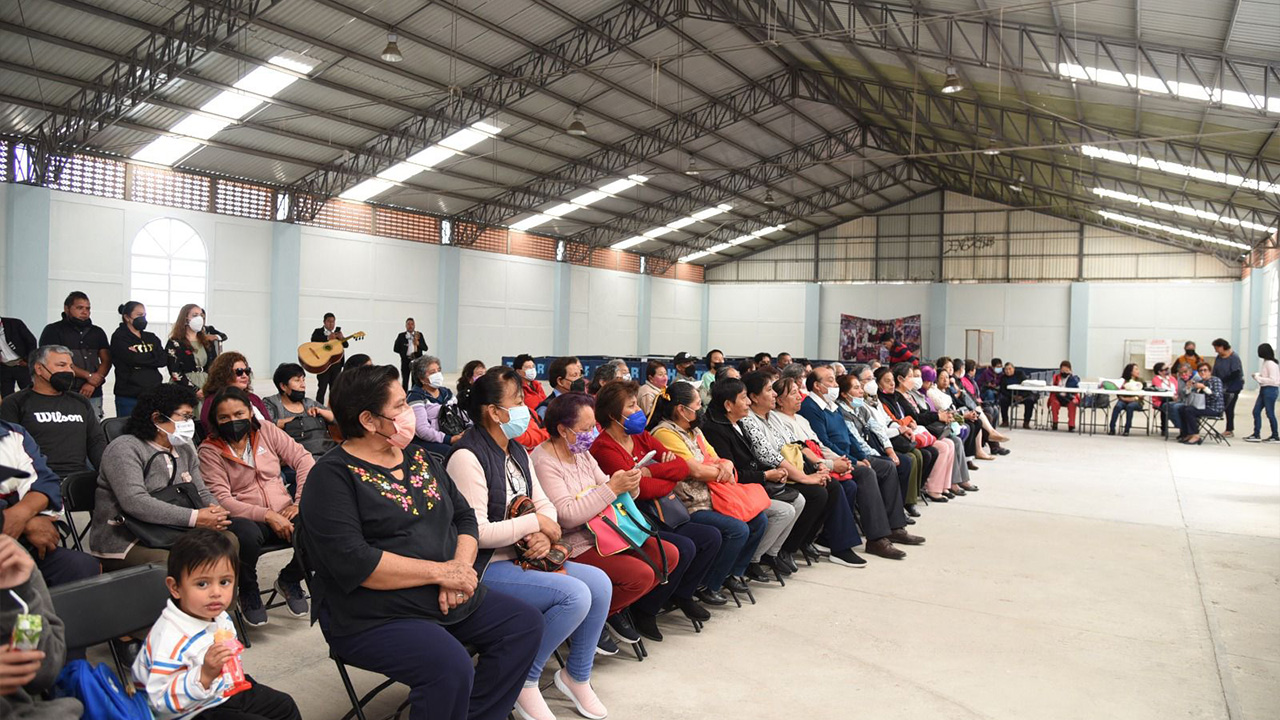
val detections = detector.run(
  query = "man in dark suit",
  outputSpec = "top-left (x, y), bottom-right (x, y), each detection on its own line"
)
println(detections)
top-left (392, 317), bottom-right (427, 391)
top-left (311, 312), bottom-right (347, 405)
top-left (0, 317), bottom-right (38, 398)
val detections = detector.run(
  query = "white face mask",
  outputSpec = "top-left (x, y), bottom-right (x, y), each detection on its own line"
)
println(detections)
top-left (428, 372), bottom-right (445, 388)
top-left (187, 315), bottom-right (205, 332)
top-left (165, 417), bottom-right (196, 446)
top-left (620, 373), bottom-right (632, 382)
top-left (824, 386), bottom-right (839, 403)
top-left (864, 383), bottom-right (878, 396)
top-left (523, 368), bottom-right (537, 381)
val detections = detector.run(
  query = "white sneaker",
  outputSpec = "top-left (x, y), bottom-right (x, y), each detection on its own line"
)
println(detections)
top-left (514, 687), bottom-right (556, 720)
top-left (1245, 435), bottom-right (1262, 442)
top-left (1265, 437), bottom-right (1280, 444)
top-left (553, 669), bottom-right (607, 720)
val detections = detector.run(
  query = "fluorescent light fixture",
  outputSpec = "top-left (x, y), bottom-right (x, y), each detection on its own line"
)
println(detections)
top-left (679, 224), bottom-right (787, 263)
top-left (692, 204), bottom-right (733, 220)
top-left (643, 227), bottom-right (675, 239)
top-left (1057, 63), bottom-right (1280, 113)
top-left (405, 146), bottom-right (457, 169)
top-left (1091, 187), bottom-right (1277, 233)
top-left (507, 175), bottom-right (649, 232)
top-left (667, 217), bottom-right (698, 230)
top-left (132, 55), bottom-right (315, 166)
top-left (1081, 145), bottom-right (1280, 195)
top-left (613, 237), bottom-right (648, 250)
top-left (1097, 210), bottom-right (1251, 250)
top-left (612, 203), bottom-right (734, 250)
top-left (339, 178), bottom-right (395, 202)
top-left (376, 162), bottom-right (422, 182)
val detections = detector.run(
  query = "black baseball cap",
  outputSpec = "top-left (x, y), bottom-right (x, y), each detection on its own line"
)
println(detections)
top-left (673, 352), bottom-right (697, 365)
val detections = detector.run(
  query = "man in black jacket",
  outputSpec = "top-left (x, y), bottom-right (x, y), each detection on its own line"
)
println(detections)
top-left (392, 317), bottom-right (427, 391)
top-left (37, 292), bottom-right (111, 420)
top-left (0, 317), bottom-right (37, 398)
top-left (311, 313), bottom-right (347, 404)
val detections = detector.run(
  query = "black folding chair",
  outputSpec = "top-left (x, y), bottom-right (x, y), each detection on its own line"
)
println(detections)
top-left (1198, 414), bottom-right (1230, 445)
top-left (58, 470), bottom-right (97, 552)
top-left (49, 564), bottom-right (169, 684)
top-left (232, 538), bottom-right (298, 649)
top-left (102, 417), bottom-right (129, 442)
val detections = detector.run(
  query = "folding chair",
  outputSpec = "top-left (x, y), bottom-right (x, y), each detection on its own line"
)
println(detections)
top-left (58, 470), bottom-right (97, 552)
top-left (49, 564), bottom-right (169, 683)
top-left (1198, 414), bottom-right (1230, 445)
top-left (233, 537), bottom-right (298, 649)
top-left (102, 416), bottom-right (129, 442)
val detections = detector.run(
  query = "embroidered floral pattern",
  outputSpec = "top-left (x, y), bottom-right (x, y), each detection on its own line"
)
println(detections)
top-left (349, 448), bottom-right (440, 515)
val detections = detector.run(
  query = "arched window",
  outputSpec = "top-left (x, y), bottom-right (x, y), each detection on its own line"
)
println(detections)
top-left (130, 218), bottom-right (207, 324)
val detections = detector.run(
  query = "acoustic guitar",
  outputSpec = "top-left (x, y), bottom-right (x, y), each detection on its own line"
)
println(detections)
top-left (298, 331), bottom-right (365, 374)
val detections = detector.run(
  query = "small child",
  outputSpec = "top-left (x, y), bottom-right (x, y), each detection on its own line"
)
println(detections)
top-left (133, 529), bottom-right (301, 720)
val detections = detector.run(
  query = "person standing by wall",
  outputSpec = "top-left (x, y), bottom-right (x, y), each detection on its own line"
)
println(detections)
top-left (1245, 343), bottom-right (1279, 443)
top-left (109, 301), bottom-right (168, 419)
top-left (1210, 338), bottom-right (1243, 437)
top-left (0, 317), bottom-right (37, 398)
top-left (393, 318), bottom-right (427, 392)
top-left (38, 292), bottom-right (111, 420)
top-left (311, 313), bottom-right (347, 405)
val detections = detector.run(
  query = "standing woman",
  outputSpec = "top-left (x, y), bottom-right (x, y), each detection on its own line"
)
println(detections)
top-left (165, 303), bottom-right (224, 398)
top-left (1246, 343), bottom-right (1279, 442)
top-left (448, 368), bottom-right (612, 720)
top-left (109, 301), bottom-right (168, 418)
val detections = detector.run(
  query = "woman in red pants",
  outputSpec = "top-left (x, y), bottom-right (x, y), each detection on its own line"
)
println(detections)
top-left (1048, 360), bottom-right (1080, 431)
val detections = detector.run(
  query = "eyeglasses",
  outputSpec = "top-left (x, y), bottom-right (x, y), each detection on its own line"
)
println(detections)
top-left (166, 412), bottom-right (195, 422)
top-left (234, 367), bottom-right (252, 377)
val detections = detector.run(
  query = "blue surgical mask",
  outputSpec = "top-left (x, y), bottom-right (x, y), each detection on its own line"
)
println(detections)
top-left (499, 404), bottom-right (531, 439)
top-left (622, 409), bottom-right (647, 435)
top-left (850, 397), bottom-right (865, 407)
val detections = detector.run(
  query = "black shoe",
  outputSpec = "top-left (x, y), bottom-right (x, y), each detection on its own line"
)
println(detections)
top-left (606, 613), bottom-right (641, 644)
top-left (906, 504), bottom-right (921, 517)
top-left (745, 563), bottom-right (773, 583)
top-left (779, 552), bottom-right (798, 574)
top-left (673, 596), bottom-right (711, 621)
top-left (925, 493), bottom-right (949, 503)
top-left (904, 516), bottom-right (916, 525)
top-left (950, 487), bottom-right (966, 496)
top-left (829, 548), bottom-right (868, 567)
top-left (722, 577), bottom-right (749, 594)
top-left (804, 542), bottom-right (830, 558)
top-left (1108, 428), bottom-right (1116, 435)
top-left (967, 461), bottom-right (979, 471)
top-left (943, 490), bottom-right (956, 499)
top-left (761, 554), bottom-right (792, 577)
top-left (997, 448), bottom-right (1010, 455)
top-left (1052, 422), bottom-right (1058, 431)
top-left (632, 611), bottom-right (663, 642)
top-left (239, 591), bottom-right (268, 627)
top-left (595, 629), bottom-right (620, 656)
top-left (696, 588), bottom-right (728, 606)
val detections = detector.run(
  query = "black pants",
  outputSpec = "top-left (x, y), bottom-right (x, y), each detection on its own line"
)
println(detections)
top-left (236, 520), bottom-right (302, 597)
top-left (860, 457), bottom-right (907, 539)
top-left (399, 355), bottom-right (414, 391)
top-left (201, 678), bottom-right (300, 720)
top-left (316, 362), bottom-right (343, 405)
top-left (0, 364), bottom-right (31, 397)
top-left (655, 522), bottom-right (720, 603)
top-left (999, 394), bottom-right (1035, 426)
top-left (1223, 391), bottom-right (1239, 432)
top-left (781, 483), bottom-right (830, 554)
top-left (915, 444), bottom-right (937, 481)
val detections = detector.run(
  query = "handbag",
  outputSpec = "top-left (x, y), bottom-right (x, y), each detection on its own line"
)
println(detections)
top-left (763, 481), bottom-right (799, 502)
top-left (641, 491), bottom-right (690, 530)
top-left (507, 494), bottom-right (569, 573)
top-left (119, 451), bottom-right (206, 549)
top-left (912, 427), bottom-right (937, 448)
top-left (586, 492), bottom-right (668, 583)
top-left (438, 402), bottom-right (470, 437)
top-left (708, 481), bottom-right (771, 522)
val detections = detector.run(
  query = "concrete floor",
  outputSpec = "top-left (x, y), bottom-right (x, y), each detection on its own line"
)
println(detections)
top-left (245, 401), bottom-right (1280, 720)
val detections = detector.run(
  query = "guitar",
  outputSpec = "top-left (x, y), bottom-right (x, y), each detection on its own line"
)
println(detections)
top-left (298, 331), bottom-right (365, 374)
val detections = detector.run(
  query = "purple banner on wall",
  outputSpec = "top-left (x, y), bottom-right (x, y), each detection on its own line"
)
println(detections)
top-left (839, 313), bottom-right (922, 363)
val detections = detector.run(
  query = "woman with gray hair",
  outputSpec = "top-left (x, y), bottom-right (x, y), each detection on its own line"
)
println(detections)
top-left (408, 354), bottom-right (452, 406)
top-left (407, 355), bottom-right (464, 455)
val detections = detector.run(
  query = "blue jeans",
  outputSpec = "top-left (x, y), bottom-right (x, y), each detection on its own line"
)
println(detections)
top-left (1109, 400), bottom-right (1142, 432)
top-left (1252, 386), bottom-right (1279, 438)
top-left (481, 560), bottom-right (610, 684)
top-left (115, 395), bottom-right (138, 419)
top-left (689, 509), bottom-right (767, 591)
top-left (1163, 402), bottom-right (1185, 431)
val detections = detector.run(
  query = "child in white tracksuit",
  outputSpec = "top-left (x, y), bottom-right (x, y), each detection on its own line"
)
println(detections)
top-left (133, 529), bottom-right (299, 720)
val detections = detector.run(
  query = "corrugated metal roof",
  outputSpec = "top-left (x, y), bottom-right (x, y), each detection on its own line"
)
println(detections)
top-left (1226, 0), bottom-right (1280, 56)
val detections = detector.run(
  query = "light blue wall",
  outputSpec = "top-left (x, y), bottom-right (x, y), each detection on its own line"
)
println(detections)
top-left (4, 184), bottom-right (51, 323)
top-left (436, 245), bottom-right (460, 371)
top-left (637, 274), bottom-right (653, 356)
top-left (269, 223), bottom-right (300, 370)
top-left (552, 261), bottom-right (571, 356)
top-left (803, 283), bottom-right (821, 359)
top-left (1069, 282), bottom-right (1091, 377)
top-left (926, 283), bottom-right (948, 360)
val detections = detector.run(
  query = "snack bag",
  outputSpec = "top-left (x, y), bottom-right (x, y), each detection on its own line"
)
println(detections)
top-left (212, 629), bottom-right (252, 697)
top-left (8, 590), bottom-right (41, 651)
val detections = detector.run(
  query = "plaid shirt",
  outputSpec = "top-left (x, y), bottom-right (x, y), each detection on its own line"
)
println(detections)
top-left (1198, 375), bottom-right (1225, 415)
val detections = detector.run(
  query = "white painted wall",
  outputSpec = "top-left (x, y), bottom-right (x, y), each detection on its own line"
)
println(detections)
top-left (1085, 282), bottom-right (1237, 376)
top-left (568, 266), bottom-right (639, 357)
top-left (707, 283), bottom-right (807, 356)
top-left (942, 284), bottom-right (1071, 368)
top-left (650, 277), bottom-right (704, 355)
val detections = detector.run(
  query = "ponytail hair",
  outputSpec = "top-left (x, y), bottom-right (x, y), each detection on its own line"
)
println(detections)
top-left (119, 300), bottom-right (143, 318)
top-left (466, 366), bottom-right (519, 429)
top-left (646, 379), bottom-right (698, 431)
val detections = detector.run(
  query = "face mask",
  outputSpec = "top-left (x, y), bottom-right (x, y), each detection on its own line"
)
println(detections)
top-left (568, 378), bottom-right (586, 393)
top-left (680, 365), bottom-right (696, 378)
top-left (379, 407), bottom-right (416, 449)
top-left (622, 410), bottom-right (647, 435)
top-left (500, 404), bottom-right (531, 439)
top-left (188, 316), bottom-right (205, 332)
top-left (683, 406), bottom-right (704, 428)
top-left (652, 375), bottom-right (668, 389)
top-left (131, 316), bottom-right (148, 332)
top-left (850, 397), bottom-right (865, 407)
top-left (218, 419), bottom-right (252, 442)
top-left (428, 372), bottom-right (445, 389)
top-left (45, 368), bottom-right (76, 393)
top-left (824, 386), bottom-right (839, 403)
top-left (288, 389), bottom-right (306, 403)
top-left (568, 427), bottom-right (599, 454)
top-left (619, 373), bottom-right (632, 383)
top-left (164, 417), bottom-right (196, 446)
top-left (523, 368), bottom-right (537, 381)
top-left (864, 383), bottom-right (878, 396)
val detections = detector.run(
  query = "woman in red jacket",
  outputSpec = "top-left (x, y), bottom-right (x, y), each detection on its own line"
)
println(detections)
top-left (589, 382), bottom-right (720, 624)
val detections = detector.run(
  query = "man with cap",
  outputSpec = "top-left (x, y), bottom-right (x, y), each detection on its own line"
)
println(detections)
top-left (0, 422), bottom-right (99, 587)
top-left (672, 352), bottom-right (700, 385)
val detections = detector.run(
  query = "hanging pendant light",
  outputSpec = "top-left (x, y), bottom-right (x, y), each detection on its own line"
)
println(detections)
top-left (982, 138), bottom-right (1000, 155)
top-left (685, 158), bottom-right (699, 176)
top-left (566, 110), bottom-right (587, 137)
top-left (941, 65), bottom-right (963, 94)
top-left (764, 188), bottom-right (776, 204)
top-left (381, 33), bottom-right (403, 63)
top-left (1008, 175), bottom-right (1025, 193)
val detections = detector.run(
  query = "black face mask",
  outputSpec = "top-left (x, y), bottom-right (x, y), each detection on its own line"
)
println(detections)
top-left (46, 370), bottom-right (76, 393)
top-left (680, 364), bottom-right (697, 378)
top-left (684, 406), bottom-right (705, 428)
top-left (568, 378), bottom-right (586, 393)
top-left (287, 389), bottom-right (306, 403)
top-left (131, 316), bottom-right (148, 332)
top-left (218, 419), bottom-right (252, 442)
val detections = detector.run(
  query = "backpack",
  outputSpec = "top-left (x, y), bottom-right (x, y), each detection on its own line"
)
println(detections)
top-left (438, 402), bottom-right (471, 438)
top-left (53, 660), bottom-right (152, 720)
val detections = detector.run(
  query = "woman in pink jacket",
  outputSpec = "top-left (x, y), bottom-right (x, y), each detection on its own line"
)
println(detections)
top-left (198, 386), bottom-right (315, 626)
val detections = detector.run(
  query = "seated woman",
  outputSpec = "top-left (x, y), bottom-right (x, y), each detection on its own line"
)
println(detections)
top-left (833, 373), bottom-right (918, 517)
top-left (880, 365), bottom-right (965, 502)
top-left (1108, 363), bottom-right (1145, 436)
top-left (1048, 360), bottom-right (1081, 432)
top-left (589, 381), bottom-right (718, 625)
top-left (201, 352), bottom-right (272, 434)
top-left (513, 354), bottom-right (545, 415)
top-left (264, 363), bottom-right (337, 457)
top-left (1150, 362), bottom-right (1178, 435)
top-left (448, 367), bottom-right (612, 720)
top-left (648, 381), bottom-right (767, 603)
top-left (90, 383), bottom-right (252, 571)
top-left (459, 359), bottom-right (487, 399)
top-left (871, 366), bottom-right (940, 508)
top-left (165, 303), bottom-right (224, 399)
top-left (911, 365), bottom-right (978, 485)
top-left (636, 359), bottom-right (668, 419)
top-left (297, 365), bottom-right (542, 720)
top-left (937, 358), bottom-right (1008, 449)
top-left (532, 393), bottom-right (688, 645)
top-left (927, 368), bottom-right (993, 461)
top-left (409, 356), bottom-right (466, 456)
top-left (998, 362), bottom-right (1036, 429)
top-left (199, 386), bottom-right (316, 625)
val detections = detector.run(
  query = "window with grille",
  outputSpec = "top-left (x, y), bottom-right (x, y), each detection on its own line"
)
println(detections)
top-left (130, 218), bottom-right (208, 325)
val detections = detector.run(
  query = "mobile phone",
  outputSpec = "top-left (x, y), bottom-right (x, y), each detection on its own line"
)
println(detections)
top-left (635, 450), bottom-right (658, 469)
